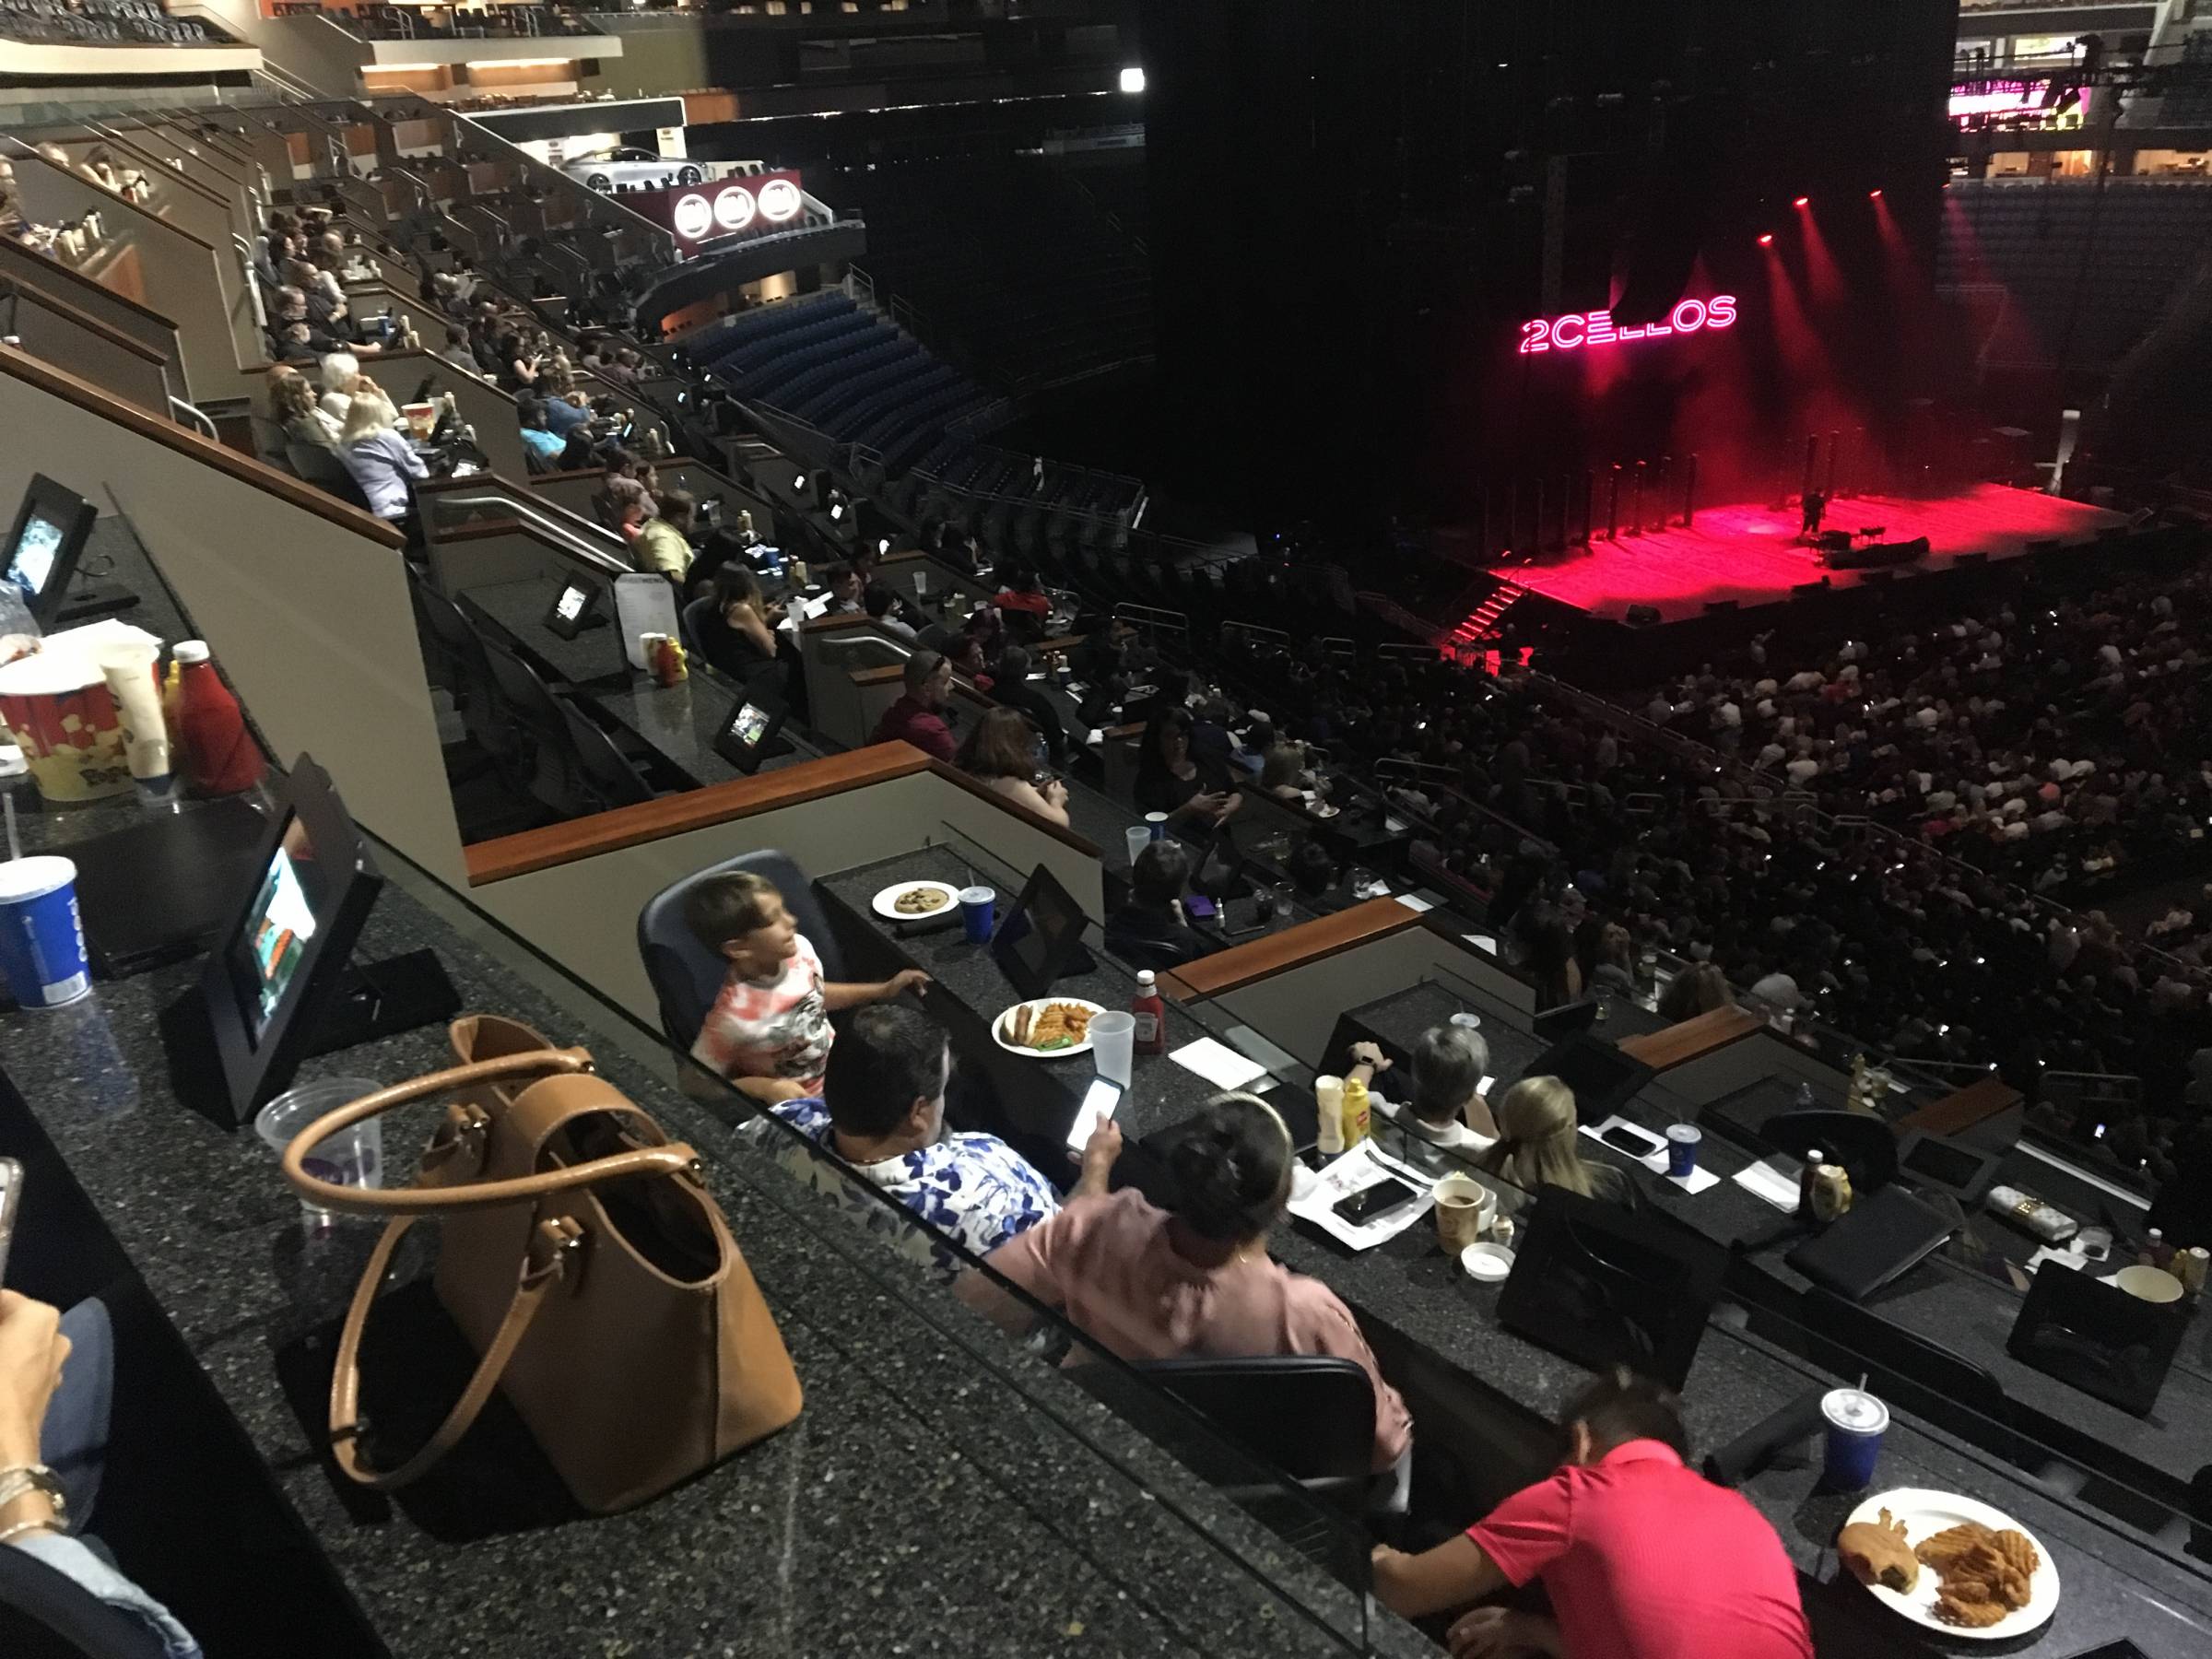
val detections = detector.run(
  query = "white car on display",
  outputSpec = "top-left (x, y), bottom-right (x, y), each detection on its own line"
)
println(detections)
top-left (561, 147), bottom-right (701, 193)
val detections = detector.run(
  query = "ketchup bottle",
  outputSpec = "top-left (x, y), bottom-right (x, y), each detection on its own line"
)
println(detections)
top-left (172, 641), bottom-right (265, 795)
top-left (1132, 969), bottom-right (1166, 1056)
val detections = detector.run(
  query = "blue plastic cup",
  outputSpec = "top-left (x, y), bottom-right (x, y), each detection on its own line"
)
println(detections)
top-left (0, 855), bottom-right (91, 1009)
top-left (1820, 1388), bottom-right (1888, 1489)
top-left (959, 885), bottom-right (995, 945)
top-left (1666, 1123), bottom-right (1702, 1179)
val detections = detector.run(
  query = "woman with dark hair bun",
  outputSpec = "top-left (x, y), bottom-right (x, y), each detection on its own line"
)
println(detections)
top-left (983, 1093), bottom-right (1412, 1475)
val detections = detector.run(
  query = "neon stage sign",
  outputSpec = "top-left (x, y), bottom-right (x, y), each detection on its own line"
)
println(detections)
top-left (1518, 294), bottom-right (1738, 355)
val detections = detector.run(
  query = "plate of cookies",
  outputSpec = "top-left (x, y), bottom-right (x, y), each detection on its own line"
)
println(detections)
top-left (872, 880), bottom-right (961, 923)
top-left (992, 998), bottom-right (1106, 1058)
top-left (1838, 1489), bottom-right (2058, 1641)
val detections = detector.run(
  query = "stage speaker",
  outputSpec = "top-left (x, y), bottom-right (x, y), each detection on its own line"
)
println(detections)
top-left (1816, 531), bottom-right (1853, 555)
top-left (1625, 603), bottom-right (1663, 628)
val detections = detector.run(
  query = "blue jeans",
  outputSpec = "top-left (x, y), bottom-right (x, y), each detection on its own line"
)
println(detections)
top-left (44, 1299), bottom-right (114, 1529)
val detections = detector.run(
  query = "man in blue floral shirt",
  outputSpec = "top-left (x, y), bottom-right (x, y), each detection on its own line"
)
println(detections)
top-left (751, 1005), bottom-right (1118, 1277)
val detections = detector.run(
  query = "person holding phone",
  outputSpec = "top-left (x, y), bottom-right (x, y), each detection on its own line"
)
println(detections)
top-left (980, 1093), bottom-right (1411, 1480)
top-left (1478, 1077), bottom-right (1639, 1216)
top-left (1135, 706), bottom-right (1241, 834)
top-left (749, 1006), bottom-right (1113, 1279)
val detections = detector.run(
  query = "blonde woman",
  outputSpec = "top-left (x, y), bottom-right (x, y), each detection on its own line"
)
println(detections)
top-left (1477, 1077), bottom-right (1638, 1212)
top-left (268, 366), bottom-right (340, 451)
top-left (336, 394), bottom-right (427, 523)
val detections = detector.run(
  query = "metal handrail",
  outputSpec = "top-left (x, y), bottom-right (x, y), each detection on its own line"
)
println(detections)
top-left (167, 396), bottom-right (218, 441)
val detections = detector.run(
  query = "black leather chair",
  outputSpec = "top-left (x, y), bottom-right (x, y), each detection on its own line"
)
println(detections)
top-left (1802, 1288), bottom-right (2005, 1419)
top-left (1074, 1354), bottom-right (1388, 1518)
top-left (0, 1544), bottom-right (169, 1659)
top-left (481, 640), bottom-right (587, 814)
top-left (560, 701), bottom-right (656, 810)
top-left (635, 849), bottom-right (844, 1051)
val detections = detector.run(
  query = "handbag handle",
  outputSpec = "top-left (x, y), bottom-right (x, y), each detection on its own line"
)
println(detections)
top-left (280, 1052), bottom-right (698, 1215)
top-left (326, 1208), bottom-right (580, 1490)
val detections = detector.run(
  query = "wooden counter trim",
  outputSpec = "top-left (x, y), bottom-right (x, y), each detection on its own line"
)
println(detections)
top-left (465, 743), bottom-right (935, 886)
top-left (924, 759), bottom-right (1102, 857)
top-left (852, 663), bottom-right (904, 688)
top-left (0, 342), bottom-right (406, 547)
top-left (0, 234), bottom-right (179, 327)
top-left (1897, 1077), bottom-right (2022, 1139)
top-left (14, 276), bottom-right (169, 363)
top-left (1159, 898), bottom-right (1424, 1002)
top-left (1616, 1004), bottom-right (1766, 1072)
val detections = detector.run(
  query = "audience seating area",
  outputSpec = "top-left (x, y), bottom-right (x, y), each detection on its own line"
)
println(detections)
top-left (0, 0), bottom-right (224, 44)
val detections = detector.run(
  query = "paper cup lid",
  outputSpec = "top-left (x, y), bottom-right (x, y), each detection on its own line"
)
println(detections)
top-left (0, 855), bottom-right (76, 903)
top-left (1820, 1388), bottom-right (1888, 1433)
top-left (0, 653), bottom-right (104, 696)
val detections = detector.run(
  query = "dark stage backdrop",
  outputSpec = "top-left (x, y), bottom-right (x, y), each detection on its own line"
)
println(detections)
top-left (1139, 0), bottom-right (1964, 525)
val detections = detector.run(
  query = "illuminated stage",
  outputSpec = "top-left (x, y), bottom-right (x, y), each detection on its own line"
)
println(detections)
top-left (1496, 484), bottom-right (2131, 624)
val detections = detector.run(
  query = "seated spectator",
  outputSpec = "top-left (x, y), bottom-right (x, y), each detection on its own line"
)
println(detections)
top-left (1259, 742), bottom-right (1312, 804)
top-left (281, 256), bottom-right (350, 330)
top-left (269, 304), bottom-right (339, 364)
top-left (317, 351), bottom-right (393, 427)
top-left (593, 448), bottom-right (658, 540)
top-left (336, 394), bottom-right (427, 524)
top-left (959, 706), bottom-right (1069, 826)
top-left (1371, 1368), bottom-right (1811, 1659)
top-left (1353, 1030), bottom-right (1499, 1153)
top-left (1657, 962), bottom-right (1733, 1023)
top-left (1523, 909), bottom-right (1584, 1009)
top-left (865, 581), bottom-right (917, 642)
top-left (1104, 840), bottom-right (1218, 972)
top-left (685, 870), bottom-right (928, 1103)
top-left (499, 331), bottom-right (542, 393)
top-left (686, 525), bottom-right (758, 606)
top-left (751, 1005), bottom-right (1104, 1278)
top-left (1478, 1077), bottom-right (1638, 1212)
top-left (516, 396), bottom-right (568, 473)
top-left (0, 1291), bottom-right (204, 1656)
top-left (871, 649), bottom-right (957, 762)
top-left (822, 562), bottom-right (865, 616)
top-left (994, 564), bottom-right (1051, 638)
top-left (685, 565), bottom-right (785, 685)
top-left (1582, 920), bottom-right (1638, 994)
top-left (1135, 704), bottom-right (1241, 832)
top-left (269, 365), bottom-right (340, 451)
top-left (948, 631), bottom-right (995, 694)
top-left (985, 1092), bottom-right (1412, 1477)
top-left (990, 643), bottom-right (1068, 766)
top-left (542, 381), bottom-right (594, 439)
top-left (602, 346), bottom-right (642, 386)
top-left (635, 489), bottom-right (698, 582)
top-left (1287, 839), bottom-right (1349, 913)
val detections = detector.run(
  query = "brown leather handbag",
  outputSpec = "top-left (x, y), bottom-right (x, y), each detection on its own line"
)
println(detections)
top-left (279, 1015), bottom-right (803, 1514)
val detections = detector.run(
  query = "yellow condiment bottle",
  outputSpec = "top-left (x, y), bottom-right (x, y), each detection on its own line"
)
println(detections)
top-left (1339, 1075), bottom-right (1371, 1147)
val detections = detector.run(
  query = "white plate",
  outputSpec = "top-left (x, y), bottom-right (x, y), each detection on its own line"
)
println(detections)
top-left (1460, 1242), bottom-right (1516, 1282)
top-left (991, 998), bottom-right (1108, 1059)
top-left (1842, 1488), bottom-right (2059, 1641)
top-left (871, 879), bottom-right (961, 923)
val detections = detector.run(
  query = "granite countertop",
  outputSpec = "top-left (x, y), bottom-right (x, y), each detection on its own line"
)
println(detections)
top-left (0, 809), bottom-right (1418, 1659)
top-left (460, 574), bottom-right (633, 688)
top-left (589, 672), bottom-right (818, 789)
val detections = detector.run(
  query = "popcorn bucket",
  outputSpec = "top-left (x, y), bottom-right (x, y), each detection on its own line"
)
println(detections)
top-left (0, 652), bottom-right (134, 803)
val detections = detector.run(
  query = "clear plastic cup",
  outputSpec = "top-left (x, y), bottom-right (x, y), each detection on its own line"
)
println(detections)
top-left (255, 1076), bottom-right (384, 1226)
top-left (1124, 825), bottom-right (1153, 869)
top-left (1088, 1011), bottom-right (1136, 1086)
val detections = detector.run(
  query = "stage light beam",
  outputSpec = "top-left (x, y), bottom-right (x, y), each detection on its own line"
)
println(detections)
top-left (1794, 195), bottom-right (1810, 208)
top-left (1868, 188), bottom-right (1883, 199)
top-left (1758, 232), bottom-right (1775, 247)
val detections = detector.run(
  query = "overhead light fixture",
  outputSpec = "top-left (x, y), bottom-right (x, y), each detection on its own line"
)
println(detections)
top-left (1793, 195), bottom-right (1810, 208)
top-left (1119, 66), bottom-right (1145, 94)
top-left (1758, 232), bottom-right (1775, 247)
top-left (1868, 188), bottom-right (1883, 199)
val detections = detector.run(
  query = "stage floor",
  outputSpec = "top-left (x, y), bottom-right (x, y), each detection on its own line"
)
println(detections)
top-left (1498, 484), bottom-right (2129, 623)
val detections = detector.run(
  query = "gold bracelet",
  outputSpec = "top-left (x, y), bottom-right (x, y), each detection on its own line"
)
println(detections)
top-left (0, 1516), bottom-right (61, 1547)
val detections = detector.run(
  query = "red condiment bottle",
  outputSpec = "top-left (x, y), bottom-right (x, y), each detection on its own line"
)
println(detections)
top-left (1132, 969), bottom-right (1166, 1056)
top-left (172, 641), bottom-right (265, 795)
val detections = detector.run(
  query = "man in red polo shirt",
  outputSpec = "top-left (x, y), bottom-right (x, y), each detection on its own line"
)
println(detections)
top-left (1371, 1369), bottom-right (1812, 1659)
top-left (871, 649), bottom-right (957, 763)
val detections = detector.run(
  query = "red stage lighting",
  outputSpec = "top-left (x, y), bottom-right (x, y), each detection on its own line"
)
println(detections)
top-left (1868, 188), bottom-right (1884, 199)
top-left (1793, 195), bottom-right (1810, 208)
top-left (1757, 232), bottom-right (1775, 247)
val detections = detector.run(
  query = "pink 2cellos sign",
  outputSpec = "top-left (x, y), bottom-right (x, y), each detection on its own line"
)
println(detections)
top-left (1518, 294), bottom-right (1738, 354)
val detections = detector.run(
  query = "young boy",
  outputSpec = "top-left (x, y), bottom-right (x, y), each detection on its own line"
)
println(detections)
top-left (685, 871), bottom-right (927, 1102)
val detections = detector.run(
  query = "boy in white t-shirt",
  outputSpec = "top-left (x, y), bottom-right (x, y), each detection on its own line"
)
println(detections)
top-left (685, 871), bottom-right (927, 1102)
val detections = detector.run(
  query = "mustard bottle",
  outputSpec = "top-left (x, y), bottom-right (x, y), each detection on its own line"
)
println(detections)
top-left (1339, 1075), bottom-right (1372, 1147)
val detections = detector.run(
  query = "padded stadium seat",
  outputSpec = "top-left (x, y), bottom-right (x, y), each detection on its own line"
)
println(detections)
top-left (635, 850), bottom-right (844, 1052)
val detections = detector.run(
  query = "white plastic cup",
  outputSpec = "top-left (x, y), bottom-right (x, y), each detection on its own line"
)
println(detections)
top-left (1088, 1011), bottom-right (1136, 1086)
top-left (255, 1076), bottom-right (384, 1226)
top-left (1124, 825), bottom-right (1152, 869)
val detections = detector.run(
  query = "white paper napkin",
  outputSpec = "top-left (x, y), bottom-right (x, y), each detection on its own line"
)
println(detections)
top-left (1169, 1037), bottom-right (1269, 1092)
top-left (1735, 1156), bottom-right (1804, 1213)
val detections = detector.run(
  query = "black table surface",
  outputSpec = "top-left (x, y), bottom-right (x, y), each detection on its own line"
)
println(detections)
top-left (0, 795), bottom-right (1411, 1659)
top-left (461, 572), bottom-right (818, 788)
top-left (819, 866), bottom-right (2212, 1656)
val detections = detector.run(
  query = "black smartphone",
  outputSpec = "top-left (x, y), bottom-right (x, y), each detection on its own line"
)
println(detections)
top-left (1600, 1123), bottom-right (1665, 1159)
top-left (1333, 1177), bottom-right (1418, 1226)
